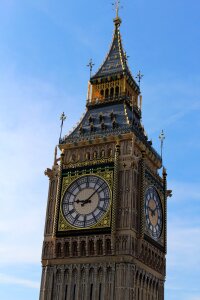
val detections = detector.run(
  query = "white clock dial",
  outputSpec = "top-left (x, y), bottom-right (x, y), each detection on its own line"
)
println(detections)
top-left (62, 175), bottom-right (111, 228)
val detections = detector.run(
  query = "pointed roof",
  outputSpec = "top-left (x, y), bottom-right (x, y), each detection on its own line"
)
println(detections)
top-left (91, 16), bottom-right (138, 90)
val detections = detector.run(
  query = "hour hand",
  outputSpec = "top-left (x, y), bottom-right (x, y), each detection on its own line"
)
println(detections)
top-left (74, 199), bottom-right (84, 204)
top-left (81, 199), bottom-right (91, 207)
top-left (152, 207), bottom-right (158, 215)
top-left (75, 199), bottom-right (85, 204)
top-left (148, 206), bottom-right (156, 217)
top-left (75, 199), bottom-right (91, 206)
top-left (148, 206), bottom-right (154, 213)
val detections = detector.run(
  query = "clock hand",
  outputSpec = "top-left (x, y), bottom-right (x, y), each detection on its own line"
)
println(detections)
top-left (152, 206), bottom-right (159, 216)
top-left (87, 183), bottom-right (104, 201)
top-left (81, 199), bottom-right (91, 207)
top-left (148, 206), bottom-right (154, 213)
top-left (75, 199), bottom-right (91, 205)
top-left (75, 199), bottom-right (84, 204)
top-left (81, 183), bottom-right (105, 207)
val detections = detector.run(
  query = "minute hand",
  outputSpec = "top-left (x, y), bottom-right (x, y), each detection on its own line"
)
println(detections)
top-left (87, 183), bottom-right (105, 201)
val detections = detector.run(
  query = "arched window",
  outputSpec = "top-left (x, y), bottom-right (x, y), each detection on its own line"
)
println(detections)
top-left (100, 89), bottom-right (104, 97)
top-left (73, 285), bottom-right (76, 300)
top-left (93, 151), bottom-right (97, 159)
top-left (89, 240), bottom-right (95, 255)
top-left (98, 283), bottom-right (102, 300)
top-left (110, 87), bottom-right (114, 98)
top-left (101, 149), bottom-right (105, 157)
top-left (115, 86), bottom-right (119, 96)
top-left (86, 152), bottom-right (90, 160)
top-left (80, 269), bottom-right (86, 300)
top-left (105, 267), bottom-right (112, 299)
top-left (97, 239), bottom-right (103, 255)
top-left (112, 119), bottom-right (117, 129)
top-left (64, 285), bottom-right (68, 300)
top-left (56, 269), bottom-right (61, 283)
top-left (90, 284), bottom-right (93, 300)
top-left (56, 243), bottom-right (62, 258)
top-left (97, 268), bottom-right (103, 300)
top-left (43, 243), bottom-right (49, 258)
top-left (89, 269), bottom-right (94, 300)
top-left (105, 88), bottom-right (109, 99)
top-left (64, 270), bottom-right (69, 300)
top-left (80, 241), bottom-right (86, 256)
top-left (72, 269), bottom-right (77, 300)
top-left (72, 241), bottom-right (78, 256)
top-left (105, 239), bottom-right (112, 255)
top-left (64, 242), bottom-right (70, 257)
top-left (108, 148), bottom-right (113, 157)
top-left (55, 269), bottom-right (62, 300)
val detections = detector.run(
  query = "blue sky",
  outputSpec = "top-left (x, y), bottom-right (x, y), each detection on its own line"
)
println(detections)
top-left (0, 0), bottom-right (200, 299)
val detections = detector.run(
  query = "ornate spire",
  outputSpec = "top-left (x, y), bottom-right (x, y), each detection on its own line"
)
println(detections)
top-left (89, 2), bottom-right (140, 102)
top-left (91, 14), bottom-right (134, 83)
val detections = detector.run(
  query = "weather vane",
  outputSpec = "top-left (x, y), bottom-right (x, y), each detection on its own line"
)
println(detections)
top-left (136, 70), bottom-right (144, 88)
top-left (87, 59), bottom-right (95, 79)
top-left (112, 0), bottom-right (122, 18)
top-left (159, 130), bottom-right (165, 163)
top-left (59, 112), bottom-right (66, 142)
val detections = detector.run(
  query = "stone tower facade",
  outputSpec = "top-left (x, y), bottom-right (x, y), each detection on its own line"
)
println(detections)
top-left (39, 12), bottom-right (169, 300)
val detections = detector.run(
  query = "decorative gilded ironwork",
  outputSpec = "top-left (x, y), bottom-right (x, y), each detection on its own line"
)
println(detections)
top-left (58, 168), bottom-right (114, 232)
top-left (63, 156), bottom-right (114, 170)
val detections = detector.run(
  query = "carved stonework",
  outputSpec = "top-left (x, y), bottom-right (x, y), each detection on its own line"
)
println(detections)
top-left (39, 8), bottom-right (168, 300)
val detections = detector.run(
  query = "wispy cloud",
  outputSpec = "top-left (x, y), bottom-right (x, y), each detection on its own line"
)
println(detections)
top-left (0, 273), bottom-right (39, 289)
top-left (142, 77), bottom-right (200, 134)
top-left (168, 226), bottom-right (200, 269)
top-left (166, 179), bottom-right (200, 297)
top-left (0, 68), bottom-right (68, 265)
top-left (169, 180), bottom-right (200, 202)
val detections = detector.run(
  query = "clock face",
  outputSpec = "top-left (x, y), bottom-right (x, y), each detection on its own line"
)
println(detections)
top-left (145, 187), bottom-right (163, 240)
top-left (62, 175), bottom-right (111, 228)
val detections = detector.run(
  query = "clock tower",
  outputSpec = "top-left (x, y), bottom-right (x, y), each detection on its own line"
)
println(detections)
top-left (39, 10), bottom-right (168, 300)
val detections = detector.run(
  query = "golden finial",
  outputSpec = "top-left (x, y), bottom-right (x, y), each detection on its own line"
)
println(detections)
top-left (112, 0), bottom-right (122, 27)
top-left (112, 0), bottom-right (121, 17)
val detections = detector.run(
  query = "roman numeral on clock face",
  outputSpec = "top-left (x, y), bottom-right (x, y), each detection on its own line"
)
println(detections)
top-left (62, 175), bottom-right (111, 228)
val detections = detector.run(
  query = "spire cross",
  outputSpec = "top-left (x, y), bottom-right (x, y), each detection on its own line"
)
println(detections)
top-left (112, 0), bottom-right (122, 18)
top-left (59, 112), bottom-right (66, 142)
top-left (87, 59), bottom-right (95, 78)
top-left (159, 130), bottom-right (165, 163)
top-left (136, 70), bottom-right (144, 88)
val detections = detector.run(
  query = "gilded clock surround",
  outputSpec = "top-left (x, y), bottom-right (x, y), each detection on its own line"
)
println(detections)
top-left (58, 168), bottom-right (114, 232)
